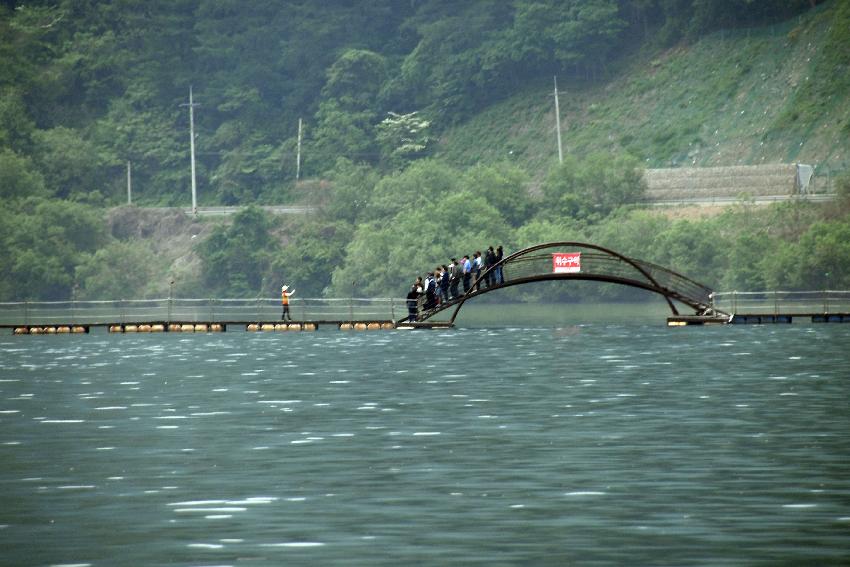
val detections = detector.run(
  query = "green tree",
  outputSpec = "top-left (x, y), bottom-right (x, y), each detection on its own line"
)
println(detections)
top-left (0, 89), bottom-right (35, 151)
top-left (31, 126), bottom-right (116, 201)
top-left (652, 218), bottom-right (728, 288)
top-left (271, 220), bottom-right (354, 298)
top-left (307, 48), bottom-right (391, 170)
top-left (514, 218), bottom-right (589, 251)
top-left (366, 159), bottom-right (460, 221)
top-left (322, 48), bottom-right (388, 108)
top-left (763, 220), bottom-right (850, 290)
top-left (197, 206), bottom-right (280, 297)
top-left (0, 198), bottom-right (106, 300)
top-left (318, 158), bottom-right (381, 225)
top-left (95, 91), bottom-right (185, 205)
top-left (308, 100), bottom-right (379, 168)
top-left (589, 209), bottom-right (671, 262)
top-left (462, 161), bottom-right (533, 227)
top-left (376, 111), bottom-right (432, 169)
top-left (276, 1), bottom-right (410, 132)
top-left (719, 230), bottom-right (772, 291)
top-left (542, 152), bottom-right (646, 220)
top-left (0, 149), bottom-right (47, 200)
top-left (208, 119), bottom-right (283, 206)
top-left (329, 190), bottom-right (512, 297)
top-left (391, 1), bottom-right (514, 120)
top-left (75, 240), bottom-right (162, 300)
top-left (760, 241), bottom-right (804, 290)
top-left (503, 0), bottom-right (626, 72)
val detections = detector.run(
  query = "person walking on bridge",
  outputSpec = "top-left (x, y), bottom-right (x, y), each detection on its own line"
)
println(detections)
top-left (281, 285), bottom-right (295, 321)
top-left (472, 251), bottom-right (482, 291)
top-left (484, 246), bottom-right (496, 288)
top-left (406, 283), bottom-right (420, 322)
top-left (439, 264), bottom-right (450, 303)
top-left (423, 272), bottom-right (437, 310)
top-left (448, 258), bottom-right (460, 299)
top-left (495, 245), bottom-right (504, 284)
top-left (462, 255), bottom-right (472, 294)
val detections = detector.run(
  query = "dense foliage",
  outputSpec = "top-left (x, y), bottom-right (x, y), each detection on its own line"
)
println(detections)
top-left (0, 198), bottom-right (106, 300)
top-left (197, 206), bottom-right (280, 297)
top-left (0, 0), bottom-right (846, 303)
top-left (282, 159), bottom-right (849, 300)
top-left (0, 0), bottom-right (825, 205)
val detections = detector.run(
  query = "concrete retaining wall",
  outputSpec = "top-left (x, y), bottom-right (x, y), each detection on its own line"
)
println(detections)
top-left (644, 164), bottom-right (798, 201)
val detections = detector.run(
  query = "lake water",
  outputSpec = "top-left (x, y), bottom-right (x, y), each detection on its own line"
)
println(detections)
top-left (1, 319), bottom-right (849, 566)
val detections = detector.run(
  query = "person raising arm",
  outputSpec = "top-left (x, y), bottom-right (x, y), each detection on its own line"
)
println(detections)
top-left (281, 285), bottom-right (296, 321)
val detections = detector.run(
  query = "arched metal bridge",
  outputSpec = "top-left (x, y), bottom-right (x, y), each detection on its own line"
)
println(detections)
top-left (417, 242), bottom-right (728, 324)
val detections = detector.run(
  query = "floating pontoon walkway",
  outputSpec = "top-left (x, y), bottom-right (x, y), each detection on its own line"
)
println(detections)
top-left (3, 320), bottom-right (397, 334)
top-left (0, 319), bottom-right (461, 334)
top-left (2, 251), bottom-right (849, 333)
top-left (667, 313), bottom-right (850, 326)
top-left (4, 311), bottom-right (849, 334)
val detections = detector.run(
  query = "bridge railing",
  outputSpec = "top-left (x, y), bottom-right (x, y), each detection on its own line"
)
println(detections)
top-left (630, 259), bottom-right (714, 307)
top-left (499, 247), bottom-right (714, 310)
top-left (712, 291), bottom-right (850, 315)
top-left (0, 298), bottom-right (405, 326)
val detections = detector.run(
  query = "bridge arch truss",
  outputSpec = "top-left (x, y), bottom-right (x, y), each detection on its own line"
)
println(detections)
top-left (418, 242), bottom-right (726, 324)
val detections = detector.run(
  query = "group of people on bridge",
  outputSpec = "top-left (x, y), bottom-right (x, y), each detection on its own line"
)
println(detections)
top-left (406, 245), bottom-right (504, 322)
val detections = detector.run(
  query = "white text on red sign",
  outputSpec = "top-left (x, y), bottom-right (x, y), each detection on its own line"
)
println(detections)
top-left (552, 253), bottom-right (581, 273)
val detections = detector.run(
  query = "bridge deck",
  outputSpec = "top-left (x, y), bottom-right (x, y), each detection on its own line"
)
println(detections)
top-left (2, 320), bottom-right (385, 331)
top-left (1, 319), bottom-right (461, 333)
top-left (668, 313), bottom-right (850, 325)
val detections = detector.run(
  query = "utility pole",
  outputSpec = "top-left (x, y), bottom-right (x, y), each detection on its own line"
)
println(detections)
top-left (295, 117), bottom-right (303, 181)
top-left (180, 86), bottom-right (200, 216)
top-left (126, 161), bottom-right (132, 205)
top-left (553, 76), bottom-right (563, 164)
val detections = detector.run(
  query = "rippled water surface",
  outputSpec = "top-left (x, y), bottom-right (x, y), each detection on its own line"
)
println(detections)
top-left (1, 324), bottom-right (849, 566)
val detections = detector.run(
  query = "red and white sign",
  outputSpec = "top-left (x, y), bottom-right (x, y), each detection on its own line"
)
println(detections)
top-left (552, 252), bottom-right (581, 273)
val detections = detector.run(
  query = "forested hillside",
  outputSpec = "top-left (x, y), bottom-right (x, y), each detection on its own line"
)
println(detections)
top-left (1, 0), bottom-right (848, 302)
top-left (437, 2), bottom-right (849, 172)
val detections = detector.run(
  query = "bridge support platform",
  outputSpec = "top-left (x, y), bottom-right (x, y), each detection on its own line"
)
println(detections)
top-left (395, 321), bottom-right (454, 330)
top-left (667, 315), bottom-right (729, 326)
top-left (669, 313), bottom-right (850, 325)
